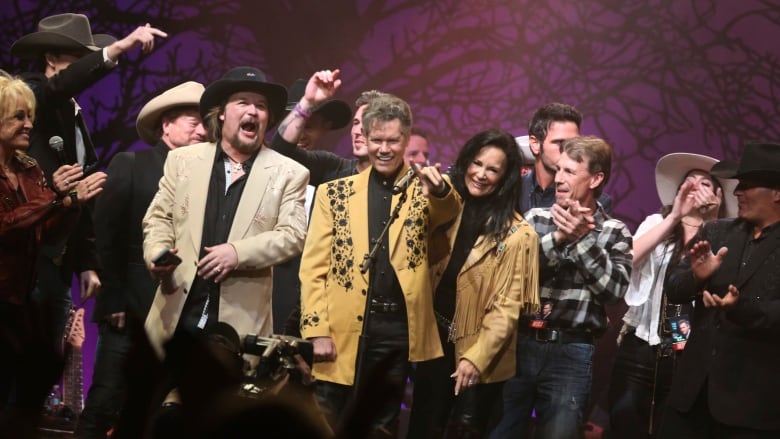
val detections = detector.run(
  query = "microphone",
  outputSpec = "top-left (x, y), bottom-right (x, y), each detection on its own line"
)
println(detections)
top-left (392, 166), bottom-right (417, 194)
top-left (49, 136), bottom-right (66, 164)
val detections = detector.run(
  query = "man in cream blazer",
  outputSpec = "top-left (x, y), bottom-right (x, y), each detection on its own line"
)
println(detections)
top-left (142, 67), bottom-right (310, 359)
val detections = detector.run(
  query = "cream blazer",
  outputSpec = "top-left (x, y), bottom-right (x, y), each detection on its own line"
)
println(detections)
top-left (142, 142), bottom-right (309, 358)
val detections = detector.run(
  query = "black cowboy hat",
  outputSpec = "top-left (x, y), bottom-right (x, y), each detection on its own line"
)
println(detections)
top-left (199, 67), bottom-right (287, 128)
top-left (710, 142), bottom-right (780, 185)
top-left (11, 13), bottom-right (116, 59)
top-left (286, 78), bottom-right (352, 130)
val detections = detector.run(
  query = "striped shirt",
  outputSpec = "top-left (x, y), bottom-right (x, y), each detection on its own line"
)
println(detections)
top-left (525, 205), bottom-right (632, 334)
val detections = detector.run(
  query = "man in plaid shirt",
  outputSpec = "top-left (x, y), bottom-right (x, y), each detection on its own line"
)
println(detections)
top-left (492, 136), bottom-right (632, 439)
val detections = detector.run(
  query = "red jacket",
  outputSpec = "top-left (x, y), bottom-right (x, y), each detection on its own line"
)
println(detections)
top-left (0, 151), bottom-right (73, 304)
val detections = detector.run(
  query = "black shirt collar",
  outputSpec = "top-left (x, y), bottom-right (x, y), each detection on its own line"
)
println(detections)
top-left (369, 165), bottom-right (402, 191)
top-left (215, 143), bottom-right (259, 172)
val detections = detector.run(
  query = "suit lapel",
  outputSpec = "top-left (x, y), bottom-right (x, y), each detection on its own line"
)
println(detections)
top-left (711, 223), bottom-right (746, 291)
top-left (75, 107), bottom-right (98, 167)
top-left (735, 227), bottom-right (780, 289)
top-left (187, 145), bottom-right (213, 255)
top-left (440, 210), bottom-right (497, 274)
top-left (350, 171), bottom-right (370, 284)
top-left (229, 147), bottom-right (274, 241)
top-left (462, 234), bottom-right (496, 273)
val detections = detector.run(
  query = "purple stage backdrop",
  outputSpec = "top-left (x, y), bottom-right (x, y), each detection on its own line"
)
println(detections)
top-left (2, 0), bottom-right (780, 421)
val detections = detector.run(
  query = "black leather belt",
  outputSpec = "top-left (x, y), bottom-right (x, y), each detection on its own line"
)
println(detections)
top-left (369, 300), bottom-right (403, 313)
top-left (522, 327), bottom-right (595, 345)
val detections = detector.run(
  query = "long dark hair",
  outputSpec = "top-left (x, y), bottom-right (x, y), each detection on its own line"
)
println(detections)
top-left (449, 129), bottom-right (522, 242)
top-left (659, 170), bottom-right (725, 265)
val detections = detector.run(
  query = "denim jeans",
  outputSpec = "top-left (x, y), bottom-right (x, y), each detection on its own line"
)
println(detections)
top-left (491, 334), bottom-right (595, 439)
top-left (76, 322), bottom-right (132, 438)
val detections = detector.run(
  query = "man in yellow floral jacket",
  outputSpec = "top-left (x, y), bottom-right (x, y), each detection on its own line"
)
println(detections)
top-left (300, 94), bottom-right (461, 434)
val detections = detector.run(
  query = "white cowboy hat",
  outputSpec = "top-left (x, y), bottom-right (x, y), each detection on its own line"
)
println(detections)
top-left (655, 152), bottom-right (737, 218)
top-left (136, 81), bottom-right (205, 145)
top-left (515, 135), bottom-right (534, 166)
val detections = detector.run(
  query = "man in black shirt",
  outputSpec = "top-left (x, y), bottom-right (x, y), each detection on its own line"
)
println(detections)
top-left (661, 142), bottom-right (780, 438)
top-left (270, 70), bottom-right (387, 335)
top-left (142, 68), bottom-right (309, 414)
top-left (299, 93), bottom-right (461, 435)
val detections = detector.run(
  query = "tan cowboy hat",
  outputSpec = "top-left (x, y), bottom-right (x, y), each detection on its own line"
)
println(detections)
top-left (285, 79), bottom-right (352, 130)
top-left (655, 153), bottom-right (737, 218)
top-left (515, 135), bottom-right (534, 166)
top-left (200, 67), bottom-right (287, 128)
top-left (136, 81), bottom-right (205, 145)
top-left (11, 13), bottom-right (116, 59)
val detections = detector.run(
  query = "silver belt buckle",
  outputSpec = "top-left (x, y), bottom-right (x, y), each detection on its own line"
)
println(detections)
top-left (535, 328), bottom-right (559, 342)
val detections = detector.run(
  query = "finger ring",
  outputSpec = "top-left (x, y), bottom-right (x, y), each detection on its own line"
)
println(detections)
top-left (215, 266), bottom-right (222, 273)
top-left (64, 179), bottom-right (69, 185)
top-left (468, 379), bottom-right (474, 385)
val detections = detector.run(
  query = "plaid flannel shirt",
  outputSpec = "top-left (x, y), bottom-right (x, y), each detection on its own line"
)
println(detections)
top-left (525, 205), bottom-right (632, 334)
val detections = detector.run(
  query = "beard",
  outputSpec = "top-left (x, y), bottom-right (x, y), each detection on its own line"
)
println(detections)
top-left (226, 130), bottom-right (262, 154)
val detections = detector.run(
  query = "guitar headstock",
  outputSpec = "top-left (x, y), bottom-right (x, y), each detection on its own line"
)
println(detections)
top-left (65, 308), bottom-right (86, 350)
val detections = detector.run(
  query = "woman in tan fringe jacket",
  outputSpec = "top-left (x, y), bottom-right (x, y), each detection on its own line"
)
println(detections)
top-left (407, 129), bottom-right (539, 438)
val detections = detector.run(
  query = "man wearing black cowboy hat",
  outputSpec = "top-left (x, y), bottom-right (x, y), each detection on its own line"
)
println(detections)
top-left (142, 66), bottom-right (309, 366)
top-left (269, 70), bottom-right (386, 336)
top-left (10, 12), bottom-right (167, 347)
top-left (283, 77), bottom-right (351, 151)
top-left (272, 69), bottom-right (384, 185)
top-left (661, 142), bottom-right (780, 437)
top-left (269, 71), bottom-right (349, 335)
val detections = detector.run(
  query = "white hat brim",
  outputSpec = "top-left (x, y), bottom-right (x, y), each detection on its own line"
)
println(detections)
top-left (655, 152), bottom-right (737, 218)
top-left (136, 81), bottom-right (205, 145)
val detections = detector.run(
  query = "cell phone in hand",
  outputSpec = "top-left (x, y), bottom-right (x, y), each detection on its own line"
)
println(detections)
top-left (152, 249), bottom-right (182, 266)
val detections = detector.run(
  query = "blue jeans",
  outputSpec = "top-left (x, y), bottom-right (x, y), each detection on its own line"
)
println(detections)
top-left (491, 334), bottom-right (594, 439)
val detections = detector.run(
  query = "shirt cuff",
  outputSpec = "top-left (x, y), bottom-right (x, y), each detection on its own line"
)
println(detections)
top-left (103, 47), bottom-right (118, 68)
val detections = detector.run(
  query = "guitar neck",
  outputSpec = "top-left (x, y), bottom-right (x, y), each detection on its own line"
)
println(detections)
top-left (62, 345), bottom-right (83, 414)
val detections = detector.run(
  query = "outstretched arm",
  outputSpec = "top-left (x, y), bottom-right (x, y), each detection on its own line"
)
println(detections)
top-left (277, 69), bottom-right (342, 144)
top-left (105, 23), bottom-right (167, 61)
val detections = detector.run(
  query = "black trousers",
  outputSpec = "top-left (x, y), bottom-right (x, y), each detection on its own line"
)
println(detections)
top-left (76, 321), bottom-right (134, 438)
top-left (30, 253), bottom-right (73, 352)
top-left (314, 312), bottom-right (410, 435)
top-left (607, 333), bottom-right (675, 439)
top-left (407, 325), bottom-right (503, 438)
top-left (659, 382), bottom-right (780, 439)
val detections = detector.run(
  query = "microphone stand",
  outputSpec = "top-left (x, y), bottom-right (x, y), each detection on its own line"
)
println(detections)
top-left (353, 183), bottom-right (411, 397)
